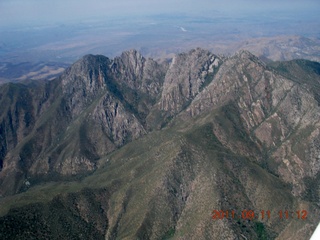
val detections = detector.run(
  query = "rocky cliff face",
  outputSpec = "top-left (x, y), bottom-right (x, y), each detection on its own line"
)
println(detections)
top-left (159, 48), bottom-right (220, 114)
top-left (0, 50), bottom-right (165, 195)
top-left (181, 50), bottom-right (320, 199)
top-left (0, 48), bottom-right (319, 239)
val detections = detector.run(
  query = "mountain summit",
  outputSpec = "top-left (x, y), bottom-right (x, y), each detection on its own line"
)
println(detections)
top-left (0, 49), bottom-right (319, 239)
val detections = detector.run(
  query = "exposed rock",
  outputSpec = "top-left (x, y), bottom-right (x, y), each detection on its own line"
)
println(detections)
top-left (0, 48), bottom-right (320, 239)
top-left (160, 48), bottom-right (221, 115)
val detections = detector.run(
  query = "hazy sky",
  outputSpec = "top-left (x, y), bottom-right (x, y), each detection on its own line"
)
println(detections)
top-left (0, 0), bottom-right (319, 63)
top-left (0, 0), bottom-right (319, 27)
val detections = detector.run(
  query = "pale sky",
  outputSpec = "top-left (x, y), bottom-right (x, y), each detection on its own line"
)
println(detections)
top-left (0, 0), bottom-right (319, 27)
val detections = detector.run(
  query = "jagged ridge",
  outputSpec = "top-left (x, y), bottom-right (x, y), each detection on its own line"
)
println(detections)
top-left (0, 49), bottom-right (319, 239)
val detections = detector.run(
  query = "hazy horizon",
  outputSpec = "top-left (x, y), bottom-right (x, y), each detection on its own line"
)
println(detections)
top-left (1, 0), bottom-right (319, 27)
top-left (0, 0), bottom-right (319, 66)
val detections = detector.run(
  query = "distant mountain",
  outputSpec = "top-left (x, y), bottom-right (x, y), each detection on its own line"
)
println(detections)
top-left (0, 62), bottom-right (68, 84)
top-left (0, 49), bottom-right (319, 239)
top-left (1, 34), bottom-right (319, 84)
top-left (231, 36), bottom-right (320, 62)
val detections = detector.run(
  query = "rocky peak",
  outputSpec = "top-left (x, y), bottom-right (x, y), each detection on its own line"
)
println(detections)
top-left (60, 54), bottom-right (111, 116)
top-left (112, 49), bottom-right (146, 89)
top-left (120, 49), bottom-right (144, 70)
top-left (159, 48), bottom-right (221, 114)
top-left (1, 49), bottom-right (320, 239)
top-left (233, 49), bottom-right (266, 67)
top-left (182, 49), bottom-right (320, 199)
top-left (62, 54), bottom-right (110, 93)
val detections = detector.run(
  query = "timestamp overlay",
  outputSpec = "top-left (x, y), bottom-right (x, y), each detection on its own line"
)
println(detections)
top-left (211, 209), bottom-right (308, 221)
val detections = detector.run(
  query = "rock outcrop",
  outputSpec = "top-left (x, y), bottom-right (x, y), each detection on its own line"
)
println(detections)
top-left (0, 49), bottom-right (319, 239)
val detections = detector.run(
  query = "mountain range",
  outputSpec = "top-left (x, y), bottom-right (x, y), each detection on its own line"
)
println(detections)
top-left (0, 48), bottom-right (320, 239)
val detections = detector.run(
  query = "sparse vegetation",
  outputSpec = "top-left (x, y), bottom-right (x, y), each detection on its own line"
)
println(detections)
top-left (0, 49), bottom-right (319, 239)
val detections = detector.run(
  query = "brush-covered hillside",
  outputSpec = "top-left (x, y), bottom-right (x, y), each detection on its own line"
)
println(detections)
top-left (0, 49), bottom-right (319, 239)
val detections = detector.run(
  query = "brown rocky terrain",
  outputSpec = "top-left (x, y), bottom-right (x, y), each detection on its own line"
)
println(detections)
top-left (0, 48), bottom-right (319, 239)
top-left (231, 36), bottom-right (320, 62)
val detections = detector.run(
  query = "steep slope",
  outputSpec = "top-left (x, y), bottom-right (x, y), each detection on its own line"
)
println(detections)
top-left (268, 59), bottom-right (320, 105)
top-left (0, 51), bottom-right (165, 196)
top-left (147, 48), bottom-right (221, 129)
top-left (0, 49), bottom-right (319, 239)
top-left (0, 112), bottom-right (318, 239)
top-left (181, 51), bottom-right (320, 199)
